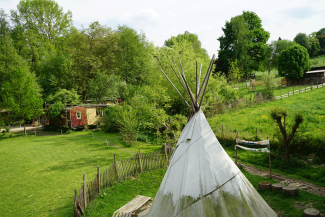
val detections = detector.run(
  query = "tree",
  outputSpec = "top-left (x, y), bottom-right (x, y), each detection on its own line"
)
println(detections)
top-left (262, 74), bottom-right (277, 99)
top-left (66, 22), bottom-right (120, 101)
top-left (117, 25), bottom-right (156, 85)
top-left (316, 28), bottom-right (325, 37)
top-left (48, 101), bottom-right (64, 118)
top-left (278, 45), bottom-right (311, 79)
top-left (164, 31), bottom-right (209, 60)
top-left (3, 67), bottom-right (43, 135)
top-left (228, 59), bottom-right (243, 85)
top-left (270, 107), bottom-right (303, 163)
top-left (47, 89), bottom-right (80, 104)
top-left (231, 15), bottom-right (253, 75)
top-left (10, 0), bottom-right (72, 71)
top-left (36, 53), bottom-right (73, 99)
top-left (308, 38), bottom-right (320, 57)
top-left (262, 41), bottom-right (277, 74)
top-left (88, 71), bottom-right (127, 103)
top-left (216, 11), bottom-right (270, 77)
top-left (0, 18), bottom-right (29, 105)
top-left (315, 28), bottom-right (325, 54)
top-left (294, 33), bottom-right (310, 51)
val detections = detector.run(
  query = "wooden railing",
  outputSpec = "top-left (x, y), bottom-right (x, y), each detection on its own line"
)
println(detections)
top-left (73, 147), bottom-right (173, 216)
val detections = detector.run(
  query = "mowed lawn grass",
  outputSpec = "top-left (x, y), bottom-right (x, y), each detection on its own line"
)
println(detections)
top-left (208, 86), bottom-right (325, 142)
top-left (84, 168), bottom-right (325, 217)
top-left (0, 130), bottom-right (161, 217)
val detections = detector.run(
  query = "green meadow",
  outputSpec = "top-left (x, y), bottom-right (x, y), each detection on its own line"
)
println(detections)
top-left (0, 131), bottom-right (160, 217)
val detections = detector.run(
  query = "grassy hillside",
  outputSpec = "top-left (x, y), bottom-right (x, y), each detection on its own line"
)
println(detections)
top-left (0, 131), bottom-right (160, 217)
top-left (208, 86), bottom-right (325, 153)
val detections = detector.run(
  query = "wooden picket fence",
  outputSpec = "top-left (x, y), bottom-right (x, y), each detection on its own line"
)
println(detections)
top-left (73, 147), bottom-right (173, 216)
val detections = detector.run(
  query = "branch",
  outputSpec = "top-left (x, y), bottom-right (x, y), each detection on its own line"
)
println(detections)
top-left (287, 119), bottom-right (303, 144)
top-left (275, 117), bottom-right (286, 141)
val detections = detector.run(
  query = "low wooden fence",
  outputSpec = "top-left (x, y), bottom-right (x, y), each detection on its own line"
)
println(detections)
top-left (73, 147), bottom-right (173, 216)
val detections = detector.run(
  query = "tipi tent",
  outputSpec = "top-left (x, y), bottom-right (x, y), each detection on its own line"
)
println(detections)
top-left (146, 56), bottom-right (277, 217)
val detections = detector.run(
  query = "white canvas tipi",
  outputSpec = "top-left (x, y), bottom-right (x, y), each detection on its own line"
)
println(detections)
top-left (147, 56), bottom-right (277, 217)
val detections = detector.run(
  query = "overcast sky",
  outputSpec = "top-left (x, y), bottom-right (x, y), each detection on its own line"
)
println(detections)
top-left (1, 0), bottom-right (325, 56)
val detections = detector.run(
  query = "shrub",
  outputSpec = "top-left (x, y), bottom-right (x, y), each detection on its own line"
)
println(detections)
top-left (262, 74), bottom-right (277, 99)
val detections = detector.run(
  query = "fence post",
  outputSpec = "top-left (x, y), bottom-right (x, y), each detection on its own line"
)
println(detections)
top-left (83, 174), bottom-right (86, 210)
top-left (268, 137), bottom-right (272, 180)
top-left (114, 154), bottom-right (119, 179)
top-left (138, 148), bottom-right (143, 172)
top-left (235, 131), bottom-right (238, 165)
top-left (164, 144), bottom-right (168, 167)
top-left (97, 166), bottom-right (100, 194)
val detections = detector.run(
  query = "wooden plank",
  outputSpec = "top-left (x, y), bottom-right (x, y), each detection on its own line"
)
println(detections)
top-left (112, 195), bottom-right (151, 217)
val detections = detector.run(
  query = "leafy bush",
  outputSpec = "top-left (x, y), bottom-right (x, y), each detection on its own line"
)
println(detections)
top-left (103, 106), bottom-right (123, 132)
top-left (262, 74), bottom-right (277, 99)
top-left (116, 106), bottom-right (139, 146)
top-left (48, 102), bottom-right (64, 118)
top-left (312, 156), bottom-right (322, 165)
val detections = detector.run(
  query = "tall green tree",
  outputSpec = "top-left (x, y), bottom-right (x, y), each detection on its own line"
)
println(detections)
top-left (0, 17), bottom-right (29, 104)
top-left (262, 41), bottom-right (277, 74)
top-left (46, 89), bottom-right (80, 104)
top-left (10, 0), bottom-right (72, 70)
top-left (231, 15), bottom-right (253, 75)
top-left (308, 38), bottom-right (320, 57)
top-left (316, 28), bottom-right (325, 54)
top-left (278, 45), bottom-right (311, 79)
top-left (36, 53), bottom-right (73, 99)
top-left (3, 67), bottom-right (43, 135)
top-left (117, 25), bottom-right (156, 85)
top-left (67, 22), bottom-right (120, 101)
top-left (164, 31), bottom-right (209, 60)
top-left (293, 33), bottom-right (310, 51)
top-left (88, 72), bottom-right (127, 103)
top-left (216, 11), bottom-right (270, 77)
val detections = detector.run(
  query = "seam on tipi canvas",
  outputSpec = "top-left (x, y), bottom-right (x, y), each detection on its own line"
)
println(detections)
top-left (189, 112), bottom-right (199, 140)
top-left (169, 129), bottom-right (212, 167)
top-left (174, 171), bottom-right (241, 217)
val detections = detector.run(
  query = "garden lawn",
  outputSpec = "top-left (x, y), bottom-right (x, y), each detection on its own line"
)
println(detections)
top-left (0, 130), bottom-right (160, 217)
top-left (84, 168), bottom-right (325, 217)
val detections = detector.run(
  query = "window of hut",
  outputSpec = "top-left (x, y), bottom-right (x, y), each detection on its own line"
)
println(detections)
top-left (76, 111), bottom-right (81, 119)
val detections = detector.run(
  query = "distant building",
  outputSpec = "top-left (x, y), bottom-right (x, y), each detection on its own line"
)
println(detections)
top-left (283, 66), bottom-right (325, 86)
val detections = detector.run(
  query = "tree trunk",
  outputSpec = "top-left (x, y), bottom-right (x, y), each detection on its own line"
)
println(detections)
top-left (284, 142), bottom-right (290, 163)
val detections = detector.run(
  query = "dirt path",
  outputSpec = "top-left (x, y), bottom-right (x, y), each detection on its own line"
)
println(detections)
top-left (239, 162), bottom-right (325, 197)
